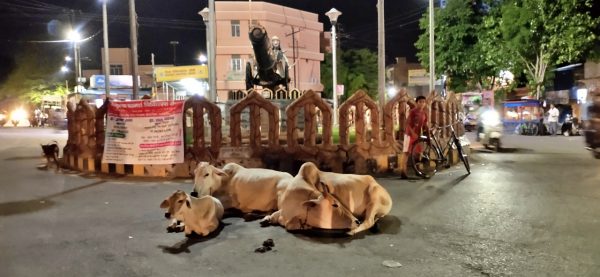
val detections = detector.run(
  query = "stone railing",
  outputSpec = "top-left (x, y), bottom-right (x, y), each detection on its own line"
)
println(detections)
top-left (63, 89), bottom-right (465, 177)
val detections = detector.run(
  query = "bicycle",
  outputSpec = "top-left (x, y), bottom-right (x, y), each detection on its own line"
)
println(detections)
top-left (410, 123), bottom-right (471, 178)
top-left (517, 121), bottom-right (539, 136)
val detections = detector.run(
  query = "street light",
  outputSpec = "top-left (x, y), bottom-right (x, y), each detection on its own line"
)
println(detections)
top-left (170, 41), bottom-right (179, 66)
top-left (65, 56), bottom-right (72, 62)
top-left (198, 8), bottom-right (210, 59)
top-left (198, 54), bottom-right (207, 64)
top-left (61, 66), bottom-right (69, 73)
top-left (326, 8), bottom-right (342, 127)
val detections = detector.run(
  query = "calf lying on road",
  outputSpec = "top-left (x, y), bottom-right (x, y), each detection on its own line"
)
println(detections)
top-left (160, 190), bottom-right (224, 237)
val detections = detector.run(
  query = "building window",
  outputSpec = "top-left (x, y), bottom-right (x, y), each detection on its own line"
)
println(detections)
top-left (110, 64), bottom-right (123, 75)
top-left (231, 20), bottom-right (240, 37)
top-left (231, 55), bottom-right (242, 71)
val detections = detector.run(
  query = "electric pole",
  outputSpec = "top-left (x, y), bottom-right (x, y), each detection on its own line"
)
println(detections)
top-left (129, 0), bottom-right (139, 99)
top-left (286, 27), bottom-right (302, 89)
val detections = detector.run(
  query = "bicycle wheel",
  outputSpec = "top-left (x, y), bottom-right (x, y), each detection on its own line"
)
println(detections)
top-left (530, 124), bottom-right (538, 136)
top-left (410, 138), bottom-right (439, 178)
top-left (453, 136), bottom-right (471, 174)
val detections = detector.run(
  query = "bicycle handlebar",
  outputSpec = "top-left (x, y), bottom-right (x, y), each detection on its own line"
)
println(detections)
top-left (430, 121), bottom-right (462, 131)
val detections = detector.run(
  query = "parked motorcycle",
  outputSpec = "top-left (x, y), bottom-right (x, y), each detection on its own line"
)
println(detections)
top-left (478, 109), bottom-right (503, 151)
top-left (584, 117), bottom-right (600, 159)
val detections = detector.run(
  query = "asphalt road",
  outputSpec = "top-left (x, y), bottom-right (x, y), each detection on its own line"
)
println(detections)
top-left (1, 128), bottom-right (599, 276)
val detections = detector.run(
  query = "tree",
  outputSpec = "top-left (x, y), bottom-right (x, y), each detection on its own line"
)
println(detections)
top-left (20, 79), bottom-right (68, 106)
top-left (321, 48), bottom-right (378, 102)
top-left (0, 44), bottom-right (68, 101)
top-left (494, 0), bottom-right (598, 98)
top-left (415, 0), bottom-right (501, 92)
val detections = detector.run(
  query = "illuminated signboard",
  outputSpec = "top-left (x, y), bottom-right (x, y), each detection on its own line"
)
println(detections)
top-left (155, 65), bottom-right (208, 82)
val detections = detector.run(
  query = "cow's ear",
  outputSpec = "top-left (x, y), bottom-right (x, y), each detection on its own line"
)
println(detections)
top-left (317, 182), bottom-right (330, 195)
top-left (160, 200), bottom-right (169, 209)
top-left (186, 200), bottom-right (191, 208)
top-left (214, 168), bottom-right (228, 177)
top-left (302, 200), bottom-right (317, 208)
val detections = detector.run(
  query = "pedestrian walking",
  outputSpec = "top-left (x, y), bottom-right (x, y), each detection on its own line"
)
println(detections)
top-left (547, 104), bottom-right (559, 136)
top-left (399, 95), bottom-right (429, 179)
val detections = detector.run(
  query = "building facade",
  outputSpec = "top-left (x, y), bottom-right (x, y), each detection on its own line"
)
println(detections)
top-left (214, 1), bottom-right (324, 101)
top-left (82, 48), bottom-right (167, 89)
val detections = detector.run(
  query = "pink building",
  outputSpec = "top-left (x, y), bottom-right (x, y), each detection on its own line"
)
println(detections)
top-left (214, 1), bottom-right (324, 101)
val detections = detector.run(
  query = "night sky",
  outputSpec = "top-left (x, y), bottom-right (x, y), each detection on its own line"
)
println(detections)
top-left (0, 0), bottom-right (427, 72)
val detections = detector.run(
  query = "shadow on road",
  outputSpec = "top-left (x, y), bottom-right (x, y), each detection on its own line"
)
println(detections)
top-left (472, 147), bottom-right (534, 154)
top-left (0, 198), bottom-right (57, 216)
top-left (395, 174), bottom-right (469, 223)
top-left (289, 215), bottom-right (402, 245)
top-left (0, 179), bottom-right (107, 217)
top-left (158, 222), bottom-right (228, 254)
top-left (4, 156), bottom-right (43, 161)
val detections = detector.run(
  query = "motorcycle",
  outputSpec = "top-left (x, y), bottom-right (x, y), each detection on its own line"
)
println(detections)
top-left (478, 109), bottom-right (503, 151)
top-left (585, 124), bottom-right (600, 159)
top-left (583, 105), bottom-right (600, 159)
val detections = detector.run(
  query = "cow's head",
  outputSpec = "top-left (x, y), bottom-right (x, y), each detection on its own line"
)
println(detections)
top-left (160, 190), bottom-right (190, 220)
top-left (300, 182), bottom-right (361, 230)
top-left (193, 162), bottom-right (228, 196)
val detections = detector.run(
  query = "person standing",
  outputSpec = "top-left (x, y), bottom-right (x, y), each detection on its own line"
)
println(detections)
top-left (547, 104), bottom-right (560, 136)
top-left (399, 96), bottom-right (429, 179)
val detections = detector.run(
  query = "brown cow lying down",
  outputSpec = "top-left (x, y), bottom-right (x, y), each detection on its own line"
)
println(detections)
top-left (261, 162), bottom-right (393, 235)
top-left (160, 190), bottom-right (224, 237)
top-left (192, 162), bottom-right (293, 213)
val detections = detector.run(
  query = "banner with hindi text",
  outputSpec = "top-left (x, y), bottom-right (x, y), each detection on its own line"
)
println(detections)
top-left (102, 100), bottom-right (185, 164)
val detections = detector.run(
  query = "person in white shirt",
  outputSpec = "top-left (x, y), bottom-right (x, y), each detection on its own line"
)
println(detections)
top-left (547, 104), bottom-right (560, 136)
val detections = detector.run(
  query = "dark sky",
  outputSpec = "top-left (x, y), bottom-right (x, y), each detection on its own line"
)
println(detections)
top-left (0, 0), bottom-right (427, 72)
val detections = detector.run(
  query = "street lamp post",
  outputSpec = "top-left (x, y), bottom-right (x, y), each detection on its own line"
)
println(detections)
top-left (102, 0), bottom-right (110, 98)
top-left (377, 0), bottom-right (385, 110)
top-left (128, 0), bottom-right (140, 99)
top-left (429, 0), bottom-right (435, 93)
top-left (199, 6), bottom-right (215, 102)
top-left (169, 41), bottom-right (179, 66)
top-left (326, 8), bottom-right (342, 127)
top-left (60, 65), bottom-right (70, 93)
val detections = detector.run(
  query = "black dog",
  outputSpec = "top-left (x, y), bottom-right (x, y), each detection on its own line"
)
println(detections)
top-left (41, 141), bottom-right (60, 170)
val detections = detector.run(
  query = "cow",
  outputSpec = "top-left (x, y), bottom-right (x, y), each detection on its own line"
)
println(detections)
top-left (261, 162), bottom-right (393, 235)
top-left (160, 190), bottom-right (224, 237)
top-left (192, 162), bottom-right (293, 213)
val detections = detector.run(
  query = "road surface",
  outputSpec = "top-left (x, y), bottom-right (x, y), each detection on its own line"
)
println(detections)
top-left (1, 128), bottom-right (599, 276)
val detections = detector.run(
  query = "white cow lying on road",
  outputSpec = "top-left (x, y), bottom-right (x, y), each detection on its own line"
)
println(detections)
top-left (261, 162), bottom-right (393, 235)
top-left (193, 162), bottom-right (293, 213)
top-left (160, 190), bottom-right (224, 236)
